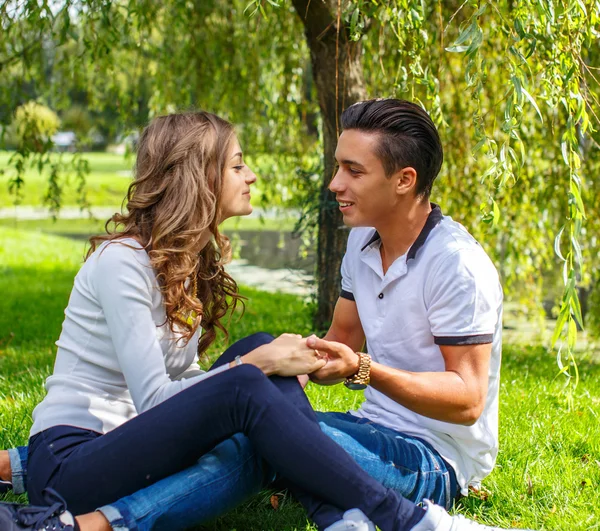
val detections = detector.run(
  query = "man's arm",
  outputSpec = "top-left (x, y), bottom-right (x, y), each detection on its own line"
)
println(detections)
top-left (309, 297), bottom-right (365, 385)
top-left (307, 334), bottom-right (491, 426)
top-left (307, 295), bottom-right (491, 425)
top-left (368, 342), bottom-right (490, 425)
top-left (323, 297), bottom-right (365, 350)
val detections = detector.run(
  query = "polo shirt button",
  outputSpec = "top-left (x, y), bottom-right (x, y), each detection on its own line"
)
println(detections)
top-left (378, 293), bottom-right (384, 299)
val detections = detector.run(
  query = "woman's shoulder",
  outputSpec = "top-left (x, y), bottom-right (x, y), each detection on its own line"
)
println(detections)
top-left (89, 238), bottom-right (148, 264)
top-left (85, 237), bottom-right (154, 285)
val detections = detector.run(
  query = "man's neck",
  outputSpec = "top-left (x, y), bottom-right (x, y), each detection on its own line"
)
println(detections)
top-left (376, 200), bottom-right (432, 269)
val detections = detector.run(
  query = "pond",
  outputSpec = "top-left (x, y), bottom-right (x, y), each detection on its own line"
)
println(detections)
top-left (52, 228), bottom-right (317, 296)
top-left (223, 230), bottom-right (315, 296)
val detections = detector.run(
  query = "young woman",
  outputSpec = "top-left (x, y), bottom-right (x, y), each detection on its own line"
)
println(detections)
top-left (0, 111), bottom-right (422, 531)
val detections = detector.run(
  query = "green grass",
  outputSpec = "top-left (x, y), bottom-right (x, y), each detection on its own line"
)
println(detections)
top-left (1, 227), bottom-right (599, 530)
top-left (0, 151), bottom-right (133, 209)
top-left (0, 216), bottom-right (298, 238)
top-left (0, 150), bottom-right (299, 216)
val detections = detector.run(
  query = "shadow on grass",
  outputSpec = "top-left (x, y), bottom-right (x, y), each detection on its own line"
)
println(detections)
top-left (0, 265), bottom-right (77, 352)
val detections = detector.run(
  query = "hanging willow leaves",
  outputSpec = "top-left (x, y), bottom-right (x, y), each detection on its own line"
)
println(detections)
top-left (1, 1), bottom-right (599, 380)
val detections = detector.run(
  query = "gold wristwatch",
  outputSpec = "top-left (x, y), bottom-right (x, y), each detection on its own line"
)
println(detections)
top-left (344, 352), bottom-right (372, 390)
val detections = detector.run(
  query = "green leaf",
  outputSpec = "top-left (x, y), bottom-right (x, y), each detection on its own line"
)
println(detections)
top-left (571, 233), bottom-right (583, 269)
top-left (492, 198), bottom-right (500, 225)
top-left (552, 304), bottom-right (569, 348)
top-left (561, 141), bottom-right (570, 166)
top-left (350, 7), bottom-right (359, 33)
top-left (445, 44), bottom-right (469, 53)
top-left (568, 316), bottom-right (577, 350)
top-left (480, 163), bottom-right (497, 182)
top-left (511, 75), bottom-right (523, 105)
top-left (571, 288), bottom-right (584, 330)
top-left (522, 88), bottom-right (544, 123)
top-left (473, 3), bottom-right (488, 17)
top-left (454, 22), bottom-right (477, 47)
top-left (472, 137), bottom-right (487, 154)
top-left (569, 180), bottom-right (586, 218)
top-left (514, 18), bottom-right (526, 39)
top-left (467, 27), bottom-right (484, 54)
top-left (554, 225), bottom-right (566, 262)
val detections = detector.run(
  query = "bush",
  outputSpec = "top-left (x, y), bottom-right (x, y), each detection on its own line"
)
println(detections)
top-left (61, 105), bottom-right (91, 136)
top-left (12, 101), bottom-right (60, 152)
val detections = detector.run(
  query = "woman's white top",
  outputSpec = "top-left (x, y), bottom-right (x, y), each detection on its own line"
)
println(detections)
top-left (30, 239), bottom-right (229, 436)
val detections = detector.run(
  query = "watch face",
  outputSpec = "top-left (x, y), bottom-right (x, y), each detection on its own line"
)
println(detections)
top-left (344, 381), bottom-right (367, 391)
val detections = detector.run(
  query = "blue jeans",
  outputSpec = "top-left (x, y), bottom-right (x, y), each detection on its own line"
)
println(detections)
top-left (10, 417), bottom-right (458, 514)
top-left (26, 333), bottom-right (414, 531)
top-left (7, 446), bottom-right (28, 494)
top-left (14, 334), bottom-right (455, 529)
top-left (316, 412), bottom-right (459, 511)
top-left (93, 433), bottom-right (269, 531)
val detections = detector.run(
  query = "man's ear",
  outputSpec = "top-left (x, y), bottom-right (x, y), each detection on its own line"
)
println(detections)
top-left (395, 167), bottom-right (418, 196)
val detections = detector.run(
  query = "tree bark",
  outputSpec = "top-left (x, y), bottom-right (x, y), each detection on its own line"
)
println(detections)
top-left (291, 0), bottom-right (366, 331)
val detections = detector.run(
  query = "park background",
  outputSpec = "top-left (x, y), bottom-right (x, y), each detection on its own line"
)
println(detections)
top-left (1, 1), bottom-right (599, 529)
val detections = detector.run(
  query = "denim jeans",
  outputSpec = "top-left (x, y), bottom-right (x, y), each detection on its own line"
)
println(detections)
top-left (94, 433), bottom-right (269, 531)
top-left (7, 446), bottom-right (28, 495)
top-left (97, 412), bottom-right (454, 530)
top-left (316, 412), bottom-right (459, 511)
top-left (10, 415), bottom-right (458, 518)
top-left (26, 333), bottom-right (414, 531)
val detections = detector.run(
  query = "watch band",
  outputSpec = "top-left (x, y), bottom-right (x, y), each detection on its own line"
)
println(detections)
top-left (344, 352), bottom-right (371, 390)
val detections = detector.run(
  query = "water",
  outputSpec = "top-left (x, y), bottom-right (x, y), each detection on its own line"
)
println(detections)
top-left (225, 230), bottom-right (314, 273)
top-left (49, 227), bottom-right (317, 296)
top-left (224, 230), bottom-right (315, 296)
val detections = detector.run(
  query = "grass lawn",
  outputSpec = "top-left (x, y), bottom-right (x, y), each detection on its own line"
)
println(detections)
top-left (0, 227), bottom-right (599, 530)
top-left (0, 151), bottom-right (133, 209)
top-left (0, 150), bottom-right (300, 214)
top-left (0, 215), bottom-right (299, 237)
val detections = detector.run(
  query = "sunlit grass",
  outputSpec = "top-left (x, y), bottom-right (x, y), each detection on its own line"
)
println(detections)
top-left (1, 227), bottom-right (599, 530)
top-left (0, 151), bottom-right (295, 212)
top-left (0, 216), bottom-right (299, 237)
top-left (0, 151), bottom-right (133, 209)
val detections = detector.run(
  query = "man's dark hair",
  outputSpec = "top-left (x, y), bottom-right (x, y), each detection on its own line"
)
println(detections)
top-left (340, 99), bottom-right (443, 198)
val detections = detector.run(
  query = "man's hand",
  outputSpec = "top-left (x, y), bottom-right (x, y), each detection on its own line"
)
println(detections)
top-left (306, 335), bottom-right (360, 383)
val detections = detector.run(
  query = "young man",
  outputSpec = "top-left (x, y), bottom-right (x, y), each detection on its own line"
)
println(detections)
top-left (0, 100), bottom-right (529, 531)
top-left (306, 98), bottom-right (504, 513)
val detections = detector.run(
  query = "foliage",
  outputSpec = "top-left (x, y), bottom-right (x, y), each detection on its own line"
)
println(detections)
top-left (11, 101), bottom-right (60, 152)
top-left (1, 228), bottom-right (599, 529)
top-left (1, 1), bottom-right (600, 378)
top-left (343, 0), bottom-right (600, 385)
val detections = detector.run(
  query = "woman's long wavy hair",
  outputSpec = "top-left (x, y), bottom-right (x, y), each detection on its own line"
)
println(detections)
top-left (87, 111), bottom-right (243, 355)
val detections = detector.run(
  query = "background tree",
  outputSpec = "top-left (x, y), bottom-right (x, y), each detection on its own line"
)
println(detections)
top-left (290, 0), bottom-right (366, 329)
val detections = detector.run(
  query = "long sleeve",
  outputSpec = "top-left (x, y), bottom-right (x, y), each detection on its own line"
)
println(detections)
top-left (90, 242), bottom-right (228, 413)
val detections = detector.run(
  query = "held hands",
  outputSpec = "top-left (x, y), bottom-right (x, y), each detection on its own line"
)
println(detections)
top-left (306, 335), bottom-right (360, 383)
top-left (244, 334), bottom-right (327, 377)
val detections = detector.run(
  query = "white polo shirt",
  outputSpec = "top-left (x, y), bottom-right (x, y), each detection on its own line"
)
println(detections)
top-left (340, 204), bottom-right (503, 493)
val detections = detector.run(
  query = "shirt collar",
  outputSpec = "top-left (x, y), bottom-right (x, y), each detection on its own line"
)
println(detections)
top-left (360, 203), bottom-right (443, 262)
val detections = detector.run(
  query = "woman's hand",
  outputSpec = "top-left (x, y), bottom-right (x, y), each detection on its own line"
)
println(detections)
top-left (241, 334), bottom-right (327, 377)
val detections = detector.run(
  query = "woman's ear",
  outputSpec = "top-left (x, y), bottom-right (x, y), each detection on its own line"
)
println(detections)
top-left (395, 167), bottom-right (418, 196)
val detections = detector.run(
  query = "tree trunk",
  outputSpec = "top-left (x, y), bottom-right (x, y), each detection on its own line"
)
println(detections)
top-left (291, 0), bottom-right (367, 331)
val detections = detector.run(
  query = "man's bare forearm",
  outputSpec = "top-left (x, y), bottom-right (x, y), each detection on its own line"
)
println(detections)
top-left (368, 361), bottom-right (487, 425)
